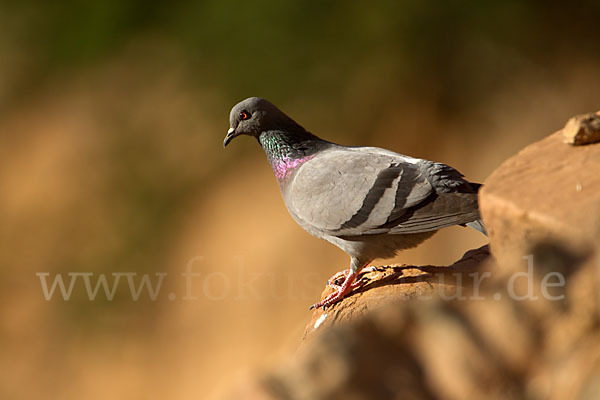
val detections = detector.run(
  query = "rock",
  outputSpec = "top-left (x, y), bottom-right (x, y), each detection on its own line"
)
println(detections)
top-left (303, 245), bottom-right (491, 340)
top-left (227, 303), bottom-right (441, 400)
top-left (562, 111), bottom-right (600, 145)
top-left (479, 128), bottom-right (600, 274)
top-left (478, 124), bottom-right (600, 400)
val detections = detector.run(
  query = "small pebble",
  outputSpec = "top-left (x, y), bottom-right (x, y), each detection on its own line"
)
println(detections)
top-left (314, 313), bottom-right (328, 330)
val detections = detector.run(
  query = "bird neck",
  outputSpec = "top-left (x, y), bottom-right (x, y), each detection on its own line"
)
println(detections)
top-left (258, 129), bottom-right (325, 181)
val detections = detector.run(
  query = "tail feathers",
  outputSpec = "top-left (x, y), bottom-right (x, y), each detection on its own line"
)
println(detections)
top-left (469, 182), bottom-right (483, 193)
top-left (466, 219), bottom-right (487, 236)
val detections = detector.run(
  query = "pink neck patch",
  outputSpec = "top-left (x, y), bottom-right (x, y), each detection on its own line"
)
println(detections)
top-left (271, 155), bottom-right (315, 181)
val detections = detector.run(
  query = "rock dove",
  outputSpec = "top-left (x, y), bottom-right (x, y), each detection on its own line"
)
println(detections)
top-left (224, 97), bottom-right (486, 309)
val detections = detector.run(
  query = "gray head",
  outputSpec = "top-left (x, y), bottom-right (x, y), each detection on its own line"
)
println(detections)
top-left (223, 97), bottom-right (303, 147)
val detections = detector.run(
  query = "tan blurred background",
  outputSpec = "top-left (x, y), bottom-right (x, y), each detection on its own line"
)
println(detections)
top-left (1, 1), bottom-right (599, 398)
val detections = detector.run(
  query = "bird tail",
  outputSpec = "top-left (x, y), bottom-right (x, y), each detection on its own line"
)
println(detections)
top-left (466, 182), bottom-right (486, 235)
top-left (471, 182), bottom-right (482, 191)
top-left (466, 219), bottom-right (487, 236)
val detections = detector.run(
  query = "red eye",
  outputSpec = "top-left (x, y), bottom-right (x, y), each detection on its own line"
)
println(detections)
top-left (239, 111), bottom-right (250, 120)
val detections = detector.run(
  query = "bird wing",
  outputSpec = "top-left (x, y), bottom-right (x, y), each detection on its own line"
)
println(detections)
top-left (284, 146), bottom-right (480, 237)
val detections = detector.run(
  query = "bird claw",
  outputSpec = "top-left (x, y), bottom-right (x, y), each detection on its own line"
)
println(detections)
top-left (327, 267), bottom-right (375, 290)
top-left (309, 288), bottom-right (346, 310)
top-left (362, 265), bottom-right (378, 274)
top-left (310, 269), bottom-right (368, 310)
top-left (311, 262), bottom-right (375, 310)
top-left (327, 269), bottom-right (351, 288)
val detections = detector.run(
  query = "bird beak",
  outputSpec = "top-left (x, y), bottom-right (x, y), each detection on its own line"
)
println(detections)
top-left (223, 127), bottom-right (236, 147)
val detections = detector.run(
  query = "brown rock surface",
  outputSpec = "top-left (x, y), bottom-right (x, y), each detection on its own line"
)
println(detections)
top-left (562, 111), bottom-right (600, 145)
top-left (479, 127), bottom-right (600, 273)
top-left (302, 245), bottom-right (491, 340)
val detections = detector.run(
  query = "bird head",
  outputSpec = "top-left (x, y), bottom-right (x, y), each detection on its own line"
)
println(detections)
top-left (223, 97), bottom-right (301, 147)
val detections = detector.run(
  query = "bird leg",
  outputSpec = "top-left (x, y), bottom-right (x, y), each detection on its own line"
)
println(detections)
top-left (327, 265), bottom-right (377, 290)
top-left (327, 268), bottom-right (374, 290)
top-left (327, 269), bottom-right (351, 288)
top-left (310, 260), bottom-right (373, 310)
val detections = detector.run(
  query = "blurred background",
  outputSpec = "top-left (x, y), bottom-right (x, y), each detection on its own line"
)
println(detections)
top-left (1, 1), bottom-right (599, 398)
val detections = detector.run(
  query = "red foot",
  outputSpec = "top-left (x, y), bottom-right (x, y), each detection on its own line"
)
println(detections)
top-left (327, 266), bottom-right (377, 289)
top-left (310, 270), bottom-right (370, 310)
top-left (310, 261), bottom-right (375, 310)
top-left (327, 269), bottom-right (351, 288)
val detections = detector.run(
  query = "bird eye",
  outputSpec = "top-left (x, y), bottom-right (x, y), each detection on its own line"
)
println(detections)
top-left (239, 111), bottom-right (250, 120)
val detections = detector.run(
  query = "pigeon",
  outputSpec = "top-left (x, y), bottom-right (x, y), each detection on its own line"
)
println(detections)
top-left (224, 97), bottom-right (486, 309)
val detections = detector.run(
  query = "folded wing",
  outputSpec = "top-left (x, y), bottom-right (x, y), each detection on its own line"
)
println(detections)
top-left (285, 147), bottom-right (480, 237)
